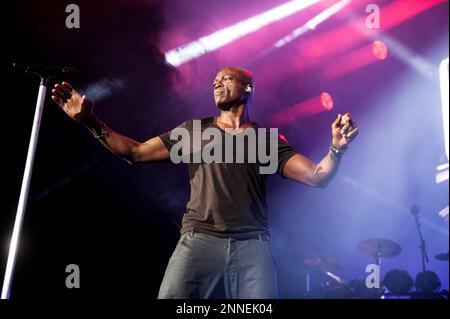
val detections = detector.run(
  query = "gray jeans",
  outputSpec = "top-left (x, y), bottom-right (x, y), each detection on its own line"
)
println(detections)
top-left (158, 231), bottom-right (278, 299)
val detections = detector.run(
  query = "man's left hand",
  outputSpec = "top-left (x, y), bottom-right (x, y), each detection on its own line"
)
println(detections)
top-left (331, 112), bottom-right (359, 150)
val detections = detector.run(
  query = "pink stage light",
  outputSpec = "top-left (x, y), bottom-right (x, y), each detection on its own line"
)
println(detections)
top-left (323, 40), bottom-right (388, 80)
top-left (320, 92), bottom-right (334, 110)
top-left (372, 40), bottom-right (388, 60)
top-left (262, 0), bottom-right (444, 85)
top-left (269, 92), bottom-right (335, 126)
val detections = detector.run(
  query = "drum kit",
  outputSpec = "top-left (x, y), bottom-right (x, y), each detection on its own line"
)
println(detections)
top-left (302, 238), bottom-right (448, 299)
top-left (302, 207), bottom-right (448, 299)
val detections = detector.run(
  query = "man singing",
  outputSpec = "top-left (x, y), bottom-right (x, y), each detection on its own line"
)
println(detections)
top-left (51, 66), bottom-right (358, 298)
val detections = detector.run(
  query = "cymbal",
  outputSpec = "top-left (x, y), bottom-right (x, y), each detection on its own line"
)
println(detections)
top-left (304, 256), bottom-right (343, 272)
top-left (435, 252), bottom-right (449, 261)
top-left (358, 238), bottom-right (402, 258)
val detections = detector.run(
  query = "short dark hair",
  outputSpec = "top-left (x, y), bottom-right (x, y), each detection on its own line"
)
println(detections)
top-left (220, 66), bottom-right (254, 88)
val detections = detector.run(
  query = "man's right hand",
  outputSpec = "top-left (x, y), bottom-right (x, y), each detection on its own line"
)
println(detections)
top-left (51, 82), bottom-right (93, 124)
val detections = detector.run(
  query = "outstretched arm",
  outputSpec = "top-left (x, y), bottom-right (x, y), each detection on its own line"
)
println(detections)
top-left (51, 82), bottom-right (169, 164)
top-left (283, 113), bottom-right (359, 188)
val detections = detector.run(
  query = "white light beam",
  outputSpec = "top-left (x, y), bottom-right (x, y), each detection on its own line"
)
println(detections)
top-left (164, 0), bottom-right (321, 67)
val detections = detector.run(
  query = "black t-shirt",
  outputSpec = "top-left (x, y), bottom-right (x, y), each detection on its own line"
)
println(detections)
top-left (159, 117), bottom-right (297, 239)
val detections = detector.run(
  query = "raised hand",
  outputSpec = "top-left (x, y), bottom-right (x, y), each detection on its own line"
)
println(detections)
top-left (51, 82), bottom-right (93, 123)
top-left (331, 112), bottom-right (359, 150)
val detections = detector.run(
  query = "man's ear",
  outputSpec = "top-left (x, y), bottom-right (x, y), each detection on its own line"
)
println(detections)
top-left (244, 85), bottom-right (252, 93)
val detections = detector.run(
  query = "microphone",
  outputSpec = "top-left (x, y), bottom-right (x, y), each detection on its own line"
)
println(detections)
top-left (12, 63), bottom-right (77, 77)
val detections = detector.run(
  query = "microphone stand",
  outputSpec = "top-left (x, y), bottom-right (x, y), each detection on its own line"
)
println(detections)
top-left (1, 75), bottom-right (49, 299)
top-left (411, 206), bottom-right (429, 272)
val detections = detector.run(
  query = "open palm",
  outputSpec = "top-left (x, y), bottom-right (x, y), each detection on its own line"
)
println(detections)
top-left (51, 82), bottom-right (93, 123)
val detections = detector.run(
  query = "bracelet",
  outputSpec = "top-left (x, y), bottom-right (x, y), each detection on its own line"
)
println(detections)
top-left (329, 144), bottom-right (346, 157)
top-left (93, 120), bottom-right (109, 140)
top-left (94, 131), bottom-right (109, 140)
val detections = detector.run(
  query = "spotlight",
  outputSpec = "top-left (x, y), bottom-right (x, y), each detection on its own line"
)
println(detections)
top-left (383, 269), bottom-right (414, 295)
top-left (320, 92), bottom-right (334, 110)
top-left (415, 271), bottom-right (441, 294)
top-left (372, 40), bottom-right (388, 60)
top-left (164, 0), bottom-right (320, 67)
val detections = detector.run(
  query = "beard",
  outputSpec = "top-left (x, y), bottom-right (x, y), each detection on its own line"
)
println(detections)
top-left (216, 100), bottom-right (233, 111)
top-left (215, 95), bottom-right (246, 111)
